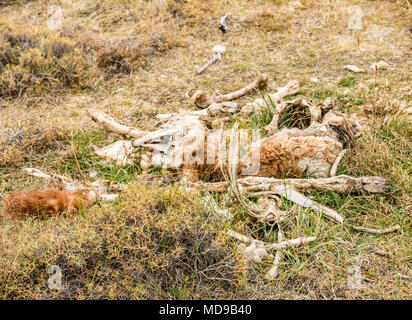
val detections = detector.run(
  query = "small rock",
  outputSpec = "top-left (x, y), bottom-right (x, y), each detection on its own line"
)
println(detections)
top-left (292, 1), bottom-right (304, 9)
top-left (310, 77), bottom-right (319, 83)
top-left (344, 65), bottom-right (364, 73)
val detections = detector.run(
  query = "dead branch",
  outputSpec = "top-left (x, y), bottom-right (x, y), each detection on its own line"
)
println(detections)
top-left (193, 74), bottom-right (268, 108)
top-left (352, 225), bottom-right (401, 234)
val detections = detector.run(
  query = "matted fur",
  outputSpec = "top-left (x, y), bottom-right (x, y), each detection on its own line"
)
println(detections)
top-left (4, 189), bottom-right (93, 219)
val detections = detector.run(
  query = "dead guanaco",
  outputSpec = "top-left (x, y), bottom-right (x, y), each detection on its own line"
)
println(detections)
top-left (3, 189), bottom-right (95, 219)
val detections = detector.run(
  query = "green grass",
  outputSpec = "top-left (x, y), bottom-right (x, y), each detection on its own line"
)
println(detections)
top-left (338, 76), bottom-right (358, 88)
top-left (61, 131), bottom-right (142, 183)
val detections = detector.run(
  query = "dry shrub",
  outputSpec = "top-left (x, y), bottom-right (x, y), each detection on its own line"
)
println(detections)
top-left (0, 123), bottom-right (60, 167)
top-left (0, 25), bottom-right (98, 97)
top-left (165, 0), bottom-right (212, 26)
top-left (93, 32), bottom-right (173, 75)
top-left (0, 184), bottom-right (249, 299)
top-left (0, 22), bottom-right (174, 96)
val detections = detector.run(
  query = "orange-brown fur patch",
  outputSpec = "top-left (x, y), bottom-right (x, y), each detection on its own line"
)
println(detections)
top-left (4, 189), bottom-right (92, 219)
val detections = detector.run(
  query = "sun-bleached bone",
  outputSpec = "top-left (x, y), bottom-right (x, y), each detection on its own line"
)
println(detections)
top-left (272, 184), bottom-right (343, 223)
top-left (23, 167), bottom-right (78, 190)
top-left (264, 236), bottom-right (316, 250)
top-left (330, 149), bottom-right (348, 177)
top-left (197, 45), bottom-right (227, 75)
top-left (88, 109), bottom-right (146, 139)
top-left (219, 13), bottom-right (231, 33)
top-left (131, 128), bottom-right (179, 148)
top-left (202, 193), bottom-right (233, 220)
top-left (193, 74), bottom-right (268, 108)
top-left (265, 226), bottom-right (284, 280)
top-left (352, 225), bottom-right (400, 234)
top-left (250, 198), bottom-right (289, 224)
top-left (239, 175), bottom-right (390, 194)
top-left (241, 80), bottom-right (299, 116)
top-left (189, 175), bottom-right (390, 195)
top-left (243, 240), bottom-right (269, 263)
top-left (23, 168), bottom-right (118, 202)
top-left (227, 230), bottom-right (316, 251)
top-left (93, 140), bottom-right (135, 166)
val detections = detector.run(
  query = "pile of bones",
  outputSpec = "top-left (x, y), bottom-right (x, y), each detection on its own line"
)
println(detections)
top-left (27, 74), bottom-right (390, 280)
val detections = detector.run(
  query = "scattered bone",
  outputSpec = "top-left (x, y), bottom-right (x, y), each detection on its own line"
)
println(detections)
top-left (23, 168), bottom-right (82, 192)
top-left (310, 77), bottom-right (319, 83)
top-left (227, 229), bottom-right (254, 243)
top-left (272, 184), bottom-right (343, 223)
top-left (88, 109), bottom-right (146, 139)
top-left (265, 236), bottom-right (316, 250)
top-left (330, 149), bottom-right (348, 177)
top-left (23, 167), bottom-right (118, 202)
top-left (344, 65), bottom-right (364, 73)
top-left (197, 45), bottom-right (226, 75)
top-left (194, 74), bottom-right (268, 108)
top-left (202, 193), bottom-right (233, 220)
top-left (251, 198), bottom-right (288, 224)
top-left (219, 13), bottom-right (231, 33)
top-left (353, 225), bottom-right (401, 234)
top-left (365, 246), bottom-right (393, 257)
top-left (322, 109), bottom-right (360, 145)
top-left (241, 80), bottom-right (299, 115)
top-left (265, 226), bottom-right (284, 280)
top-left (188, 175), bottom-right (390, 195)
top-left (302, 28), bottom-right (312, 35)
top-left (239, 175), bottom-right (390, 194)
top-left (243, 240), bottom-right (269, 263)
top-left (227, 230), bottom-right (316, 251)
top-left (371, 61), bottom-right (389, 71)
top-left (398, 273), bottom-right (412, 280)
top-left (93, 140), bottom-right (135, 166)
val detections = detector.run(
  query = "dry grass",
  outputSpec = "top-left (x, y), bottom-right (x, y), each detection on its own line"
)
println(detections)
top-left (0, 184), bottom-right (249, 299)
top-left (0, 0), bottom-right (411, 299)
